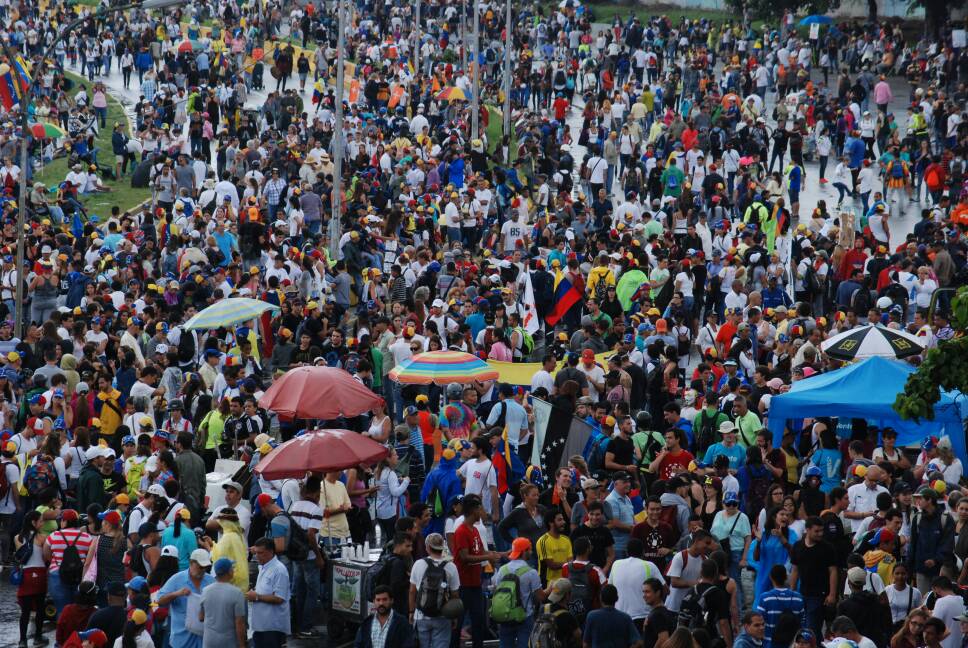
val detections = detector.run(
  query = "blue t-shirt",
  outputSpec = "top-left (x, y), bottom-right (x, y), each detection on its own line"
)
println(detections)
top-left (704, 443), bottom-right (746, 471)
top-left (583, 606), bottom-right (642, 648)
top-left (811, 449), bottom-right (843, 493)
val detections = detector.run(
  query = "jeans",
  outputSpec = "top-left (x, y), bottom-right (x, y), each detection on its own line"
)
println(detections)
top-left (291, 558), bottom-right (320, 632)
top-left (48, 570), bottom-right (76, 617)
top-left (803, 595), bottom-right (825, 639)
top-left (252, 630), bottom-right (286, 648)
top-left (498, 617), bottom-right (534, 648)
top-left (728, 550), bottom-right (744, 610)
top-left (416, 616), bottom-right (453, 648)
top-left (460, 587), bottom-right (488, 648)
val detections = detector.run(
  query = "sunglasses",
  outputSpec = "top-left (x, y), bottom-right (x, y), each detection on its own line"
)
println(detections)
top-left (725, 501), bottom-right (738, 507)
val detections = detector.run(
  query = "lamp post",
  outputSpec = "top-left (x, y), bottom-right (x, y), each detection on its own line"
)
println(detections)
top-left (8, 0), bottom-right (187, 340)
top-left (328, 0), bottom-right (346, 259)
top-left (470, 0), bottom-right (480, 141)
top-left (502, 0), bottom-right (512, 153)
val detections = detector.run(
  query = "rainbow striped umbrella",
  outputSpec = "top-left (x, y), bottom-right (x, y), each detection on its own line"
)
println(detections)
top-left (389, 350), bottom-right (499, 385)
top-left (183, 297), bottom-right (280, 330)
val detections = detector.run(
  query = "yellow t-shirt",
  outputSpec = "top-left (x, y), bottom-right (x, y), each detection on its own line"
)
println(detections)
top-left (320, 479), bottom-right (351, 540)
top-left (536, 532), bottom-right (573, 584)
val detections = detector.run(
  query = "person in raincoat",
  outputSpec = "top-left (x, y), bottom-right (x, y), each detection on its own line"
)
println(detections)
top-left (208, 507), bottom-right (250, 592)
top-left (420, 446), bottom-right (464, 535)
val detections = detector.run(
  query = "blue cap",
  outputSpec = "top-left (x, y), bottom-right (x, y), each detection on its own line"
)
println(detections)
top-left (213, 557), bottom-right (235, 576)
top-left (623, 333), bottom-right (634, 343)
top-left (723, 491), bottom-right (739, 504)
top-left (236, 327), bottom-right (250, 339)
top-left (204, 349), bottom-right (222, 358)
top-left (637, 323), bottom-right (649, 333)
top-left (122, 435), bottom-right (136, 445)
top-left (428, 261), bottom-right (441, 272)
top-left (155, 430), bottom-right (171, 441)
top-left (805, 465), bottom-right (822, 478)
top-left (126, 576), bottom-right (149, 591)
top-left (27, 394), bottom-right (43, 405)
top-left (53, 388), bottom-right (65, 398)
top-left (403, 405), bottom-right (418, 416)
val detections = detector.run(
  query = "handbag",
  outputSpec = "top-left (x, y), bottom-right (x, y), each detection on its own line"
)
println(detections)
top-left (717, 512), bottom-right (743, 566)
top-left (83, 535), bottom-right (100, 582)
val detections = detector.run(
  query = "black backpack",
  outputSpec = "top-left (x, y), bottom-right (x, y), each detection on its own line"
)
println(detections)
top-left (415, 559), bottom-right (448, 617)
top-left (271, 512), bottom-right (311, 562)
top-left (565, 561), bottom-right (593, 622)
top-left (59, 534), bottom-right (84, 585)
top-left (677, 583), bottom-right (718, 631)
top-left (177, 327), bottom-right (196, 365)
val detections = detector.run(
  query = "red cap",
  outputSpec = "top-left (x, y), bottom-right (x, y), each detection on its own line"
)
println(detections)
top-left (256, 493), bottom-right (274, 509)
top-left (581, 349), bottom-right (595, 361)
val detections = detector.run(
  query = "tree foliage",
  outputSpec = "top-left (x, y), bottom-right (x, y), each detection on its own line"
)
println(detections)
top-left (894, 286), bottom-right (968, 421)
top-left (724, 0), bottom-right (841, 23)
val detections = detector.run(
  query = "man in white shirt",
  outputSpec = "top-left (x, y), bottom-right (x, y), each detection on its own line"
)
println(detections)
top-left (408, 533), bottom-right (460, 646)
top-left (458, 438), bottom-right (499, 524)
top-left (610, 538), bottom-right (665, 626)
top-left (530, 355), bottom-right (556, 394)
top-left (845, 465), bottom-right (888, 532)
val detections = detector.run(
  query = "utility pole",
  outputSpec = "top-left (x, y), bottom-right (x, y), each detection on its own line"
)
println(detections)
top-left (328, 0), bottom-right (345, 259)
top-left (412, 0), bottom-right (420, 76)
top-left (470, 0), bottom-right (480, 141)
top-left (502, 0), bottom-right (511, 154)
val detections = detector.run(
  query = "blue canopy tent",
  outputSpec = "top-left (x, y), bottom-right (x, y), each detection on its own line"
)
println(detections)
top-left (768, 356), bottom-right (968, 464)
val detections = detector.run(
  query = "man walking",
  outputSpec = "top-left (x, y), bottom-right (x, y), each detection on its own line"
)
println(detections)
top-left (408, 533), bottom-right (460, 648)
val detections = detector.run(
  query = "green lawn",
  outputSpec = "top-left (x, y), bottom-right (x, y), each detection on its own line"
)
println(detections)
top-left (36, 71), bottom-right (150, 217)
top-left (543, 1), bottom-right (767, 30)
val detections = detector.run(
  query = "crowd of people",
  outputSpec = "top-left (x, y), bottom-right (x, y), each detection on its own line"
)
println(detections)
top-left (0, 0), bottom-right (966, 646)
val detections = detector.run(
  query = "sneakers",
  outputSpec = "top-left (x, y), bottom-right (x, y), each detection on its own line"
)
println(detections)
top-left (297, 630), bottom-right (321, 639)
top-left (819, 178), bottom-right (828, 184)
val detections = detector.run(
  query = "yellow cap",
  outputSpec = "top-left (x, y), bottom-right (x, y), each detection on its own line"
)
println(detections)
top-left (130, 609), bottom-right (148, 625)
top-left (115, 493), bottom-right (130, 505)
top-left (139, 416), bottom-right (153, 426)
top-left (90, 417), bottom-right (101, 427)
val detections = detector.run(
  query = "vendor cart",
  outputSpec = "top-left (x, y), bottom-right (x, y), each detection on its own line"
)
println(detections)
top-left (326, 546), bottom-right (382, 640)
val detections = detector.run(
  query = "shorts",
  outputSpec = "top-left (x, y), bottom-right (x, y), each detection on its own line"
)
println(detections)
top-left (116, 154), bottom-right (125, 164)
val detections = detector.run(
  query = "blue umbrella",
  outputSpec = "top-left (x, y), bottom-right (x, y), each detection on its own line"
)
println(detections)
top-left (799, 15), bottom-right (833, 26)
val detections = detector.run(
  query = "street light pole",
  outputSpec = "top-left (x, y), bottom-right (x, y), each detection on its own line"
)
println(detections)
top-left (328, 0), bottom-right (346, 259)
top-left (8, 0), bottom-right (186, 340)
top-left (470, 0), bottom-right (480, 141)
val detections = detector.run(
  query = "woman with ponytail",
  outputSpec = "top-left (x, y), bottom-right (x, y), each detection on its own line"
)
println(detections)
top-left (113, 608), bottom-right (153, 648)
top-left (160, 508), bottom-right (198, 571)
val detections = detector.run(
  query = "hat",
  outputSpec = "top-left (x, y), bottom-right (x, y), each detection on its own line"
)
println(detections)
top-left (723, 491), bottom-right (739, 505)
top-left (223, 480), bottom-right (243, 493)
top-left (719, 421), bottom-right (737, 434)
top-left (655, 318), bottom-right (668, 332)
top-left (190, 548), bottom-right (212, 567)
top-left (126, 576), bottom-right (149, 592)
top-left (922, 436), bottom-right (939, 451)
top-left (161, 545), bottom-right (180, 558)
top-left (79, 630), bottom-right (109, 648)
top-left (581, 349), bottom-right (595, 361)
top-left (892, 481), bottom-right (912, 495)
top-left (847, 566), bottom-right (867, 586)
top-left (580, 477), bottom-right (600, 490)
top-left (76, 381), bottom-right (90, 393)
top-left (99, 510), bottom-right (122, 526)
top-left (426, 532), bottom-right (446, 553)
top-left (256, 493), bottom-right (274, 509)
top-left (147, 484), bottom-right (168, 498)
top-left (129, 609), bottom-right (148, 625)
top-left (548, 578), bottom-right (572, 604)
top-left (115, 493), bottom-right (130, 505)
top-left (612, 471), bottom-right (632, 482)
top-left (213, 557), bottom-right (235, 576)
top-left (767, 378), bottom-right (784, 390)
top-left (509, 537), bottom-right (532, 560)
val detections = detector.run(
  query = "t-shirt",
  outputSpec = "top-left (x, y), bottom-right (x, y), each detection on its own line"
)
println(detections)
top-left (199, 581), bottom-right (246, 648)
top-left (319, 479), bottom-right (351, 539)
top-left (631, 521), bottom-right (677, 568)
top-left (583, 606), bottom-right (642, 648)
top-left (495, 559), bottom-right (542, 616)
top-left (610, 557), bottom-right (665, 620)
top-left (571, 524), bottom-right (615, 569)
top-left (453, 521), bottom-right (486, 587)
top-left (458, 458), bottom-right (497, 516)
top-left (46, 528), bottom-right (94, 573)
top-left (535, 532), bottom-right (573, 585)
top-left (665, 549), bottom-right (703, 612)
top-left (606, 436), bottom-right (635, 468)
top-left (642, 606), bottom-right (677, 648)
top-left (657, 449), bottom-right (694, 480)
top-left (790, 539), bottom-right (837, 597)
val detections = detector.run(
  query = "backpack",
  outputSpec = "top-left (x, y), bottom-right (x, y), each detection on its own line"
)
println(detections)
top-left (677, 583), bottom-right (718, 630)
top-left (177, 327), bottom-right (196, 364)
top-left (125, 459), bottom-right (146, 499)
top-left (851, 287), bottom-right (874, 314)
top-left (529, 604), bottom-right (567, 648)
top-left (666, 172), bottom-right (679, 190)
top-left (802, 263), bottom-right (820, 294)
top-left (59, 533), bottom-right (84, 586)
top-left (565, 561), bottom-right (593, 621)
top-left (659, 506), bottom-right (682, 536)
top-left (925, 167), bottom-right (941, 190)
top-left (490, 565), bottom-right (531, 624)
top-left (415, 558), bottom-right (449, 617)
top-left (743, 466), bottom-right (773, 519)
top-left (890, 161), bottom-right (905, 179)
top-left (13, 532), bottom-right (34, 566)
top-left (584, 433), bottom-right (611, 477)
top-left (774, 609), bottom-right (801, 647)
top-left (127, 542), bottom-right (149, 578)
top-left (694, 410), bottom-right (723, 458)
top-left (271, 512), bottom-right (311, 562)
top-left (367, 553), bottom-right (403, 595)
top-left (24, 454), bottom-right (57, 497)
top-left (514, 326), bottom-right (535, 356)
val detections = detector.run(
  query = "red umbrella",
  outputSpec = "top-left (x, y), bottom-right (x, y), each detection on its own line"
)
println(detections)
top-left (258, 366), bottom-right (383, 419)
top-left (254, 430), bottom-right (389, 478)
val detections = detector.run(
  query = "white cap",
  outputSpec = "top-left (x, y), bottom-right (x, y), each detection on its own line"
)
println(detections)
top-left (190, 548), bottom-right (212, 567)
top-left (156, 344), bottom-right (169, 355)
top-left (147, 483), bottom-right (167, 498)
top-left (161, 545), bottom-right (179, 558)
top-left (431, 298), bottom-right (445, 308)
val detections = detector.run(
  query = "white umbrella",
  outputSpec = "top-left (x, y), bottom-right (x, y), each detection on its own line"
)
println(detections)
top-left (820, 324), bottom-right (924, 361)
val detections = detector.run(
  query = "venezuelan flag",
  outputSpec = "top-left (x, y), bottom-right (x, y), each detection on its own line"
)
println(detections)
top-left (13, 56), bottom-right (31, 91)
top-left (311, 79), bottom-right (324, 104)
top-left (545, 269), bottom-right (584, 327)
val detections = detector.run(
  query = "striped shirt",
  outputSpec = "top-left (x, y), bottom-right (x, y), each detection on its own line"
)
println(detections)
top-left (756, 587), bottom-right (805, 648)
top-left (45, 528), bottom-right (94, 573)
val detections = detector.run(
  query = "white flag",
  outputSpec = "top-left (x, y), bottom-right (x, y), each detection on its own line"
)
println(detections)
top-left (521, 270), bottom-right (540, 336)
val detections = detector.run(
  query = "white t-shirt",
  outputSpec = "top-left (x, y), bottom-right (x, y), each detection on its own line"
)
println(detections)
top-left (611, 557), bottom-right (665, 620)
top-left (501, 219), bottom-right (527, 252)
top-left (886, 584), bottom-right (922, 623)
top-left (665, 549), bottom-right (703, 612)
top-left (842, 571), bottom-right (885, 596)
top-left (587, 156), bottom-right (607, 184)
top-left (0, 461), bottom-right (20, 514)
top-left (458, 458), bottom-right (498, 516)
top-left (409, 557), bottom-right (461, 620)
top-left (934, 592), bottom-right (965, 648)
top-left (531, 370), bottom-right (554, 394)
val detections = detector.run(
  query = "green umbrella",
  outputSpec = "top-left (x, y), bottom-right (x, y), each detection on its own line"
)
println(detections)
top-left (616, 268), bottom-right (647, 311)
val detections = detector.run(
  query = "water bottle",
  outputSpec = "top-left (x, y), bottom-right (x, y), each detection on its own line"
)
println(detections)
top-left (374, 525), bottom-right (382, 548)
top-left (363, 540), bottom-right (370, 560)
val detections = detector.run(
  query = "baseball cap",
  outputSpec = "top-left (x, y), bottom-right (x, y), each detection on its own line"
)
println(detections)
top-left (222, 481), bottom-right (243, 493)
top-left (161, 545), bottom-right (180, 558)
top-left (581, 349), bottom-right (595, 361)
top-left (723, 492), bottom-right (739, 505)
top-left (580, 477), bottom-right (600, 490)
top-left (922, 436), bottom-right (939, 451)
top-left (847, 566), bottom-right (867, 586)
top-left (126, 576), bottom-right (149, 592)
top-left (256, 493), bottom-right (274, 509)
top-left (213, 557), bottom-right (235, 576)
top-left (190, 548), bottom-right (212, 567)
top-left (612, 471), bottom-right (632, 482)
top-left (147, 484), bottom-right (168, 498)
top-left (115, 493), bottom-right (130, 505)
top-left (122, 435), bottom-right (136, 446)
top-left (426, 533), bottom-right (446, 553)
top-left (99, 510), bottom-right (122, 526)
top-left (509, 537), bottom-right (532, 560)
top-left (79, 630), bottom-right (108, 648)
top-left (548, 578), bottom-right (573, 604)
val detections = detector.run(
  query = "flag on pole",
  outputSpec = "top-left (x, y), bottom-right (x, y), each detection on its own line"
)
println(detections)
top-left (530, 398), bottom-right (595, 474)
top-left (13, 56), bottom-right (31, 89)
top-left (520, 270), bottom-right (540, 335)
top-left (544, 270), bottom-right (584, 327)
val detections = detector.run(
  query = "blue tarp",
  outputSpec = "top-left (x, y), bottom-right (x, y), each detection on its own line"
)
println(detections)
top-left (768, 357), bottom-right (968, 464)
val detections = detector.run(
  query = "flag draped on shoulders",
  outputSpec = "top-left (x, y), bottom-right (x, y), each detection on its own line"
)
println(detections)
top-left (545, 270), bottom-right (584, 327)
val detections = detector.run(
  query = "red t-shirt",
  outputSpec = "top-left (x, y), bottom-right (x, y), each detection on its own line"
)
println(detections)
top-left (715, 322), bottom-right (738, 355)
top-left (659, 449), bottom-right (695, 480)
top-left (454, 522), bottom-right (485, 587)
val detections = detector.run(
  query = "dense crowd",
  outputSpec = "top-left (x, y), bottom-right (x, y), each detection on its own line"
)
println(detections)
top-left (0, 0), bottom-right (965, 646)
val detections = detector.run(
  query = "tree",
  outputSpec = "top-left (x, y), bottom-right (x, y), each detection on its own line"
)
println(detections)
top-left (911, 0), bottom-right (968, 40)
top-left (894, 286), bottom-right (968, 421)
top-left (725, 0), bottom-right (841, 24)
